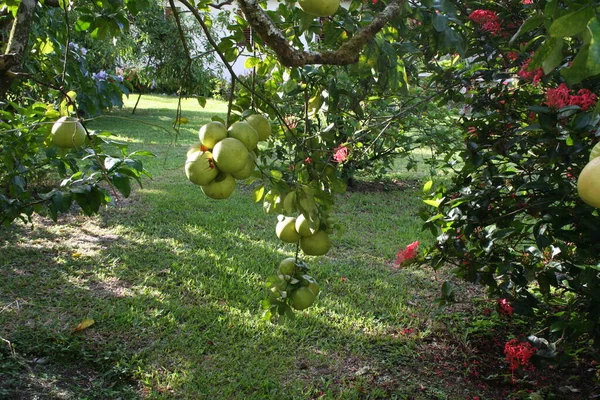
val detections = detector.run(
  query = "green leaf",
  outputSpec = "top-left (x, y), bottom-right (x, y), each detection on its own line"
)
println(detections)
top-left (111, 173), bottom-right (131, 198)
top-left (549, 7), bottom-right (594, 38)
top-left (423, 198), bottom-right (444, 208)
top-left (253, 185), bottom-right (265, 203)
top-left (423, 179), bottom-right (433, 192)
top-left (197, 97), bottom-right (207, 108)
top-left (509, 14), bottom-right (544, 45)
top-left (586, 17), bottom-right (600, 75)
top-left (244, 57), bottom-right (261, 69)
top-left (542, 38), bottom-right (563, 74)
top-left (432, 13), bottom-right (447, 32)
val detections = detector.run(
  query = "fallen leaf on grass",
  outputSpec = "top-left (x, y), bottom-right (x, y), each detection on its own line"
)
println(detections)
top-left (72, 318), bottom-right (95, 333)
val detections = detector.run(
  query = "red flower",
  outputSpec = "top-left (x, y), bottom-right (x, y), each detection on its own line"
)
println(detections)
top-left (393, 241), bottom-right (419, 267)
top-left (545, 83), bottom-right (571, 109)
top-left (304, 157), bottom-right (312, 164)
top-left (332, 145), bottom-right (349, 163)
top-left (518, 58), bottom-right (544, 84)
top-left (468, 10), bottom-right (502, 36)
top-left (569, 88), bottom-right (598, 111)
top-left (498, 298), bottom-right (514, 317)
top-left (504, 338), bottom-right (536, 372)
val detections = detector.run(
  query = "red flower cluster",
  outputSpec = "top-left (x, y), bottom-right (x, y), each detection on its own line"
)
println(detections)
top-left (504, 338), bottom-right (536, 372)
top-left (394, 241), bottom-right (419, 267)
top-left (545, 83), bottom-right (598, 111)
top-left (468, 10), bottom-right (502, 36)
top-left (517, 58), bottom-right (544, 84)
top-left (498, 298), bottom-right (514, 316)
top-left (332, 145), bottom-right (349, 163)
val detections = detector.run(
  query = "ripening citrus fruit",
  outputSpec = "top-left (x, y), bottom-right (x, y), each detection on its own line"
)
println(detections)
top-left (213, 137), bottom-right (248, 173)
top-left (276, 215), bottom-right (301, 243)
top-left (199, 121), bottom-right (227, 149)
top-left (51, 116), bottom-right (86, 148)
top-left (278, 257), bottom-right (298, 275)
top-left (300, 230), bottom-right (331, 256)
top-left (201, 172), bottom-right (236, 199)
top-left (589, 142), bottom-right (600, 162)
top-left (231, 151), bottom-right (256, 180)
top-left (245, 114), bottom-right (271, 142)
top-left (289, 287), bottom-right (316, 310)
top-left (228, 121), bottom-right (258, 151)
top-left (185, 150), bottom-right (219, 186)
top-left (577, 157), bottom-right (600, 208)
top-left (298, 0), bottom-right (339, 16)
top-left (295, 214), bottom-right (320, 237)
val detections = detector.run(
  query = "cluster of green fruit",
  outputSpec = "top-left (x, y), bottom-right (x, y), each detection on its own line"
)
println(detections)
top-left (275, 213), bottom-right (331, 256)
top-left (577, 142), bottom-right (600, 208)
top-left (185, 114), bottom-right (271, 199)
top-left (263, 257), bottom-right (320, 321)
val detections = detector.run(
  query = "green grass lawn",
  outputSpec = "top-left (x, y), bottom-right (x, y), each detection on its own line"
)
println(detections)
top-left (1, 95), bottom-right (590, 399)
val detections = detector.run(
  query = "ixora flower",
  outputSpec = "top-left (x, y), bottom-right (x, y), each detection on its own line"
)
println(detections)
top-left (468, 9), bottom-right (502, 36)
top-left (332, 145), bottom-right (349, 163)
top-left (517, 58), bottom-right (544, 84)
top-left (544, 83), bottom-right (598, 111)
top-left (497, 298), bottom-right (514, 316)
top-left (504, 338), bottom-right (536, 372)
top-left (393, 241), bottom-right (419, 268)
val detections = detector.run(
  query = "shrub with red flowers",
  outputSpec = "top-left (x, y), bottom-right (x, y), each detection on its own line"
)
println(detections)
top-left (424, 0), bottom-right (600, 358)
top-left (504, 339), bottom-right (536, 372)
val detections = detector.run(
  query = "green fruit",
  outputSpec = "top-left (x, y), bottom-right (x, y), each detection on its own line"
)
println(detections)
top-left (276, 215), bottom-right (301, 243)
top-left (228, 121), bottom-right (259, 151)
top-left (577, 157), bottom-right (600, 208)
top-left (231, 151), bottom-right (256, 180)
top-left (295, 214), bottom-right (320, 237)
top-left (213, 137), bottom-right (248, 173)
top-left (245, 114), bottom-right (271, 142)
top-left (298, 0), bottom-right (339, 17)
top-left (279, 257), bottom-right (298, 275)
top-left (51, 116), bottom-right (86, 148)
top-left (289, 287), bottom-right (316, 310)
top-left (185, 150), bottom-right (219, 186)
top-left (300, 230), bottom-right (331, 256)
top-left (201, 172), bottom-right (236, 199)
top-left (590, 142), bottom-right (600, 162)
top-left (307, 281), bottom-right (320, 296)
top-left (199, 121), bottom-right (227, 149)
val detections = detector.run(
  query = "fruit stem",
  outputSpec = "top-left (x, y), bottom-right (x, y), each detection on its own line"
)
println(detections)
top-left (295, 240), bottom-right (300, 262)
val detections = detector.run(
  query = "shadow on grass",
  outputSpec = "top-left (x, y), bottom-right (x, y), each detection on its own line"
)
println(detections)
top-left (0, 185), bottom-right (496, 399)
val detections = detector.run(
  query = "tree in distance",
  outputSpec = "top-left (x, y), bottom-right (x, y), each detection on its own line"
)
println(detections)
top-left (300, 230), bottom-right (331, 256)
top-left (213, 137), bottom-right (249, 173)
top-left (51, 116), bottom-right (86, 148)
top-left (185, 149), bottom-right (219, 186)
top-left (199, 121), bottom-right (227, 149)
top-left (228, 121), bottom-right (259, 151)
top-left (201, 172), bottom-right (236, 199)
top-left (245, 114), bottom-right (271, 142)
top-left (276, 215), bottom-right (302, 243)
top-left (298, 0), bottom-right (340, 17)
top-left (577, 157), bottom-right (600, 208)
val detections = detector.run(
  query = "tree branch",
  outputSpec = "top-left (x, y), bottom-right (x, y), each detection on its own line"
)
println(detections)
top-left (235, 0), bottom-right (405, 67)
top-left (0, 0), bottom-right (37, 99)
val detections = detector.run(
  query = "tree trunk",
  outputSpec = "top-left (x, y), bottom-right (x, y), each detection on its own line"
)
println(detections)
top-left (0, 0), bottom-right (37, 100)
